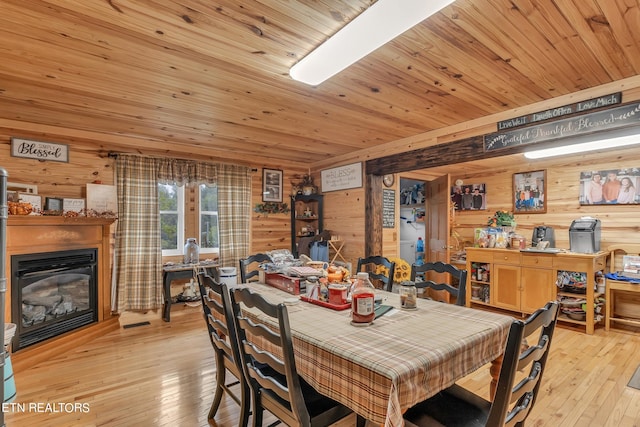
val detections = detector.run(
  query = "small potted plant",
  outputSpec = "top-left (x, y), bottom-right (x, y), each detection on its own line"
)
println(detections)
top-left (488, 210), bottom-right (516, 229)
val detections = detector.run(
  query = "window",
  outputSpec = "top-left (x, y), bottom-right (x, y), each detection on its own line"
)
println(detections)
top-left (159, 183), bottom-right (220, 257)
top-left (159, 184), bottom-right (184, 256)
top-left (199, 184), bottom-right (219, 253)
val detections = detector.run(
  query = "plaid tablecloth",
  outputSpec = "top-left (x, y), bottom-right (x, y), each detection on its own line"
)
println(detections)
top-left (240, 284), bottom-right (513, 427)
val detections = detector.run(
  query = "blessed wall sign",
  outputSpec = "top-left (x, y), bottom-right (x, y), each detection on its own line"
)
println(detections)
top-left (10, 137), bottom-right (69, 163)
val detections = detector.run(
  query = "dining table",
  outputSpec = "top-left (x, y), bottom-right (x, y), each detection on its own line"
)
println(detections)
top-left (230, 282), bottom-right (514, 427)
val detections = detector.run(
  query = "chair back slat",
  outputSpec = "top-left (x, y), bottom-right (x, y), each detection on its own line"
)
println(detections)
top-left (410, 261), bottom-right (467, 306)
top-left (230, 286), bottom-right (311, 424)
top-left (510, 362), bottom-right (541, 405)
top-left (357, 256), bottom-right (396, 292)
top-left (238, 253), bottom-right (271, 283)
top-left (196, 272), bottom-right (249, 424)
top-left (489, 301), bottom-right (559, 427)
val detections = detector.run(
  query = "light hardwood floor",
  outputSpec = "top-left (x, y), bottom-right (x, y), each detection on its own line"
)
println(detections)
top-left (5, 303), bottom-right (640, 426)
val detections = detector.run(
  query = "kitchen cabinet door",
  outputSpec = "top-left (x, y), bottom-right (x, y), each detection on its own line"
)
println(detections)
top-left (493, 264), bottom-right (520, 310)
top-left (520, 267), bottom-right (555, 314)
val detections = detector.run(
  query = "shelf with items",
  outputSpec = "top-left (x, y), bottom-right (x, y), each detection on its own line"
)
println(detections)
top-left (555, 270), bottom-right (605, 326)
top-left (465, 248), bottom-right (607, 334)
top-left (469, 263), bottom-right (491, 303)
top-left (551, 254), bottom-right (606, 334)
top-left (290, 194), bottom-right (323, 257)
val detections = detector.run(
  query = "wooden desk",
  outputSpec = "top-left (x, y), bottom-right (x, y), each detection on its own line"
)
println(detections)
top-left (162, 262), bottom-right (217, 322)
top-left (242, 283), bottom-right (513, 425)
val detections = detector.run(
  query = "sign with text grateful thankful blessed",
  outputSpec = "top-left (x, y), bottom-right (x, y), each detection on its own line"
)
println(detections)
top-left (10, 138), bottom-right (69, 163)
top-left (484, 100), bottom-right (640, 152)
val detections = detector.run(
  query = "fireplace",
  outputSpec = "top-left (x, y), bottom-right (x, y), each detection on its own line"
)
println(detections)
top-left (11, 248), bottom-right (99, 351)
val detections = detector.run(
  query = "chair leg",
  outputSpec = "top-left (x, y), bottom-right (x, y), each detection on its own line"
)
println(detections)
top-left (356, 414), bottom-right (367, 427)
top-left (238, 382), bottom-right (250, 427)
top-left (251, 391), bottom-right (263, 427)
top-left (208, 356), bottom-right (227, 419)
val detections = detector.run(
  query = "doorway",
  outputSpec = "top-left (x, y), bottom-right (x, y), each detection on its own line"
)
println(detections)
top-left (399, 178), bottom-right (425, 265)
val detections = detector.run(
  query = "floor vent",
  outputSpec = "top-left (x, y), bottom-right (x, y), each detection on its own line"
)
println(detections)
top-left (122, 321), bottom-right (151, 329)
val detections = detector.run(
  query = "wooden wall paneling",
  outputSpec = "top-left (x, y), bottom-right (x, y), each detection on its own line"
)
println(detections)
top-left (0, 132), bottom-right (115, 198)
top-left (323, 187), bottom-right (366, 270)
top-left (449, 147), bottom-right (640, 250)
top-left (249, 167), bottom-right (308, 257)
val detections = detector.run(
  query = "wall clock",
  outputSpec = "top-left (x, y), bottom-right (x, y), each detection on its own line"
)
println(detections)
top-left (383, 174), bottom-right (394, 187)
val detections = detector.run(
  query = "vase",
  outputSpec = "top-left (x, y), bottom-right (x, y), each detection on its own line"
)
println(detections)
top-left (183, 238), bottom-right (200, 264)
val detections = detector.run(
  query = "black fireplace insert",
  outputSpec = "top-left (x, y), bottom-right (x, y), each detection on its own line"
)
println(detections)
top-left (11, 248), bottom-right (98, 351)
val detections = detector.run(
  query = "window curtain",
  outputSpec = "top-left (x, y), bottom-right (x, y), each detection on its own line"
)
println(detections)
top-left (114, 155), bottom-right (163, 311)
top-left (113, 154), bottom-right (251, 312)
top-left (216, 164), bottom-right (252, 267)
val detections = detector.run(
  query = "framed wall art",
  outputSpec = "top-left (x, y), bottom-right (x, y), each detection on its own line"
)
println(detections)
top-left (86, 183), bottom-right (117, 214)
top-left (44, 197), bottom-right (63, 212)
top-left (262, 168), bottom-right (283, 202)
top-left (579, 168), bottom-right (640, 205)
top-left (513, 170), bottom-right (546, 213)
top-left (451, 183), bottom-right (486, 211)
top-left (18, 193), bottom-right (42, 215)
top-left (63, 198), bottom-right (86, 213)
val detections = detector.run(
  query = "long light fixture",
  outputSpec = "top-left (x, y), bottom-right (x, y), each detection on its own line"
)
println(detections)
top-left (523, 125), bottom-right (640, 159)
top-left (289, 0), bottom-right (455, 86)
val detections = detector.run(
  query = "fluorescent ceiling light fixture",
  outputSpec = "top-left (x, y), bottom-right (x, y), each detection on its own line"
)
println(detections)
top-left (524, 126), bottom-right (640, 159)
top-left (289, 0), bottom-right (455, 86)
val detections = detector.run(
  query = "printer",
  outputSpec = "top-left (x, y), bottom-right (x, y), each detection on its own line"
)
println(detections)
top-left (569, 217), bottom-right (601, 253)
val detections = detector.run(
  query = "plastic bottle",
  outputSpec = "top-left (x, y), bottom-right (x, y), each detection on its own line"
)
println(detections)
top-left (415, 237), bottom-right (425, 266)
top-left (183, 238), bottom-right (200, 264)
top-left (351, 272), bottom-right (376, 324)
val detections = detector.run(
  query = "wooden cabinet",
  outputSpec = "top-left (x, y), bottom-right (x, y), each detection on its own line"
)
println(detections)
top-left (493, 263), bottom-right (521, 311)
top-left (466, 248), bottom-right (608, 334)
top-left (290, 194), bottom-right (323, 257)
top-left (520, 266), bottom-right (556, 314)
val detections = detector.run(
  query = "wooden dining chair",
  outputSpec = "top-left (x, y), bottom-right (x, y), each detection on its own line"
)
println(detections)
top-left (196, 272), bottom-right (250, 427)
top-left (356, 256), bottom-right (396, 292)
top-left (238, 253), bottom-right (271, 283)
top-left (403, 300), bottom-right (560, 427)
top-left (229, 286), bottom-right (354, 427)
top-left (410, 261), bottom-right (467, 306)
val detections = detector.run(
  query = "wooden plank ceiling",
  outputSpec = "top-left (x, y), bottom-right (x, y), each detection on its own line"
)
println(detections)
top-left (0, 0), bottom-right (638, 166)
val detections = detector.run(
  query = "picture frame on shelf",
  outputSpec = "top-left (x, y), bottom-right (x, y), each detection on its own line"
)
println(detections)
top-left (86, 183), bottom-right (117, 214)
top-left (513, 170), bottom-right (546, 213)
top-left (7, 191), bottom-right (19, 202)
top-left (63, 198), bottom-right (86, 214)
top-left (7, 181), bottom-right (37, 194)
top-left (44, 197), bottom-right (63, 213)
top-left (262, 168), bottom-right (283, 202)
top-left (17, 193), bottom-right (42, 215)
